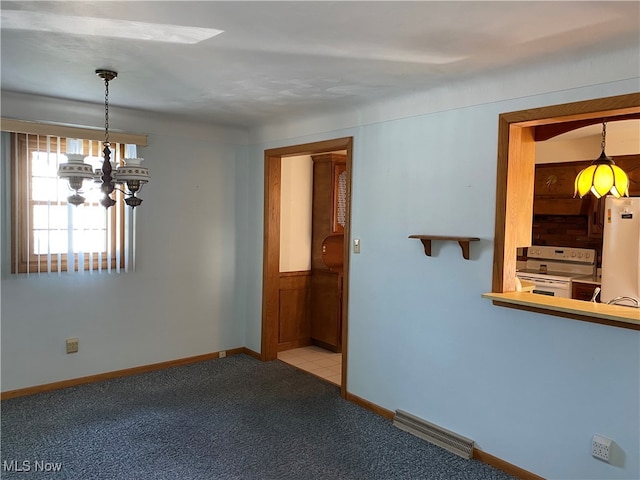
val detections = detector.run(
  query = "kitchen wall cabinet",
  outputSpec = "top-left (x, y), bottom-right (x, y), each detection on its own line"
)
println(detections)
top-left (615, 155), bottom-right (640, 196)
top-left (309, 153), bottom-right (346, 352)
top-left (533, 162), bottom-right (586, 216)
top-left (533, 155), bottom-right (640, 244)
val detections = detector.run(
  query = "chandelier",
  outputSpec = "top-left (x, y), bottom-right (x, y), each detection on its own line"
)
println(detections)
top-left (574, 121), bottom-right (629, 199)
top-left (58, 69), bottom-right (150, 208)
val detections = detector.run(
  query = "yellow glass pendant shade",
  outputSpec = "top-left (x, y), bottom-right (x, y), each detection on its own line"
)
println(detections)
top-left (574, 138), bottom-right (629, 199)
top-left (611, 165), bottom-right (630, 197)
top-left (575, 165), bottom-right (598, 198)
top-left (574, 163), bottom-right (629, 199)
top-left (591, 164), bottom-right (615, 198)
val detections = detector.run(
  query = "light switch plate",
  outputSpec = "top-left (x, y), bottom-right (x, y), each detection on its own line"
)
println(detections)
top-left (354, 238), bottom-right (360, 254)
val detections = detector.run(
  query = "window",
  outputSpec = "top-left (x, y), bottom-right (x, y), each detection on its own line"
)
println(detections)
top-left (10, 133), bottom-right (126, 274)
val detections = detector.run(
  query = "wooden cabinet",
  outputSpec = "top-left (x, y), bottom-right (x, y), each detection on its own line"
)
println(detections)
top-left (278, 272), bottom-right (312, 350)
top-left (586, 156), bottom-right (640, 239)
top-left (309, 153), bottom-right (346, 352)
top-left (310, 270), bottom-right (342, 351)
top-left (310, 153), bottom-right (346, 270)
top-left (615, 155), bottom-right (640, 196)
top-left (533, 162), bottom-right (587, 216)
top-left (533, 156), bottom-right (640, 242)
top-left (572, 281), bottom-right (600, 301)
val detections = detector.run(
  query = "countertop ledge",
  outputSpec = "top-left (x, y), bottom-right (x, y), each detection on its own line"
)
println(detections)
top-left (482, 291), bottom-right (640, 330)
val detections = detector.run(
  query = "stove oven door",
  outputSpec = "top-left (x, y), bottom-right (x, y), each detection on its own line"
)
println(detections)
top-left (516, 274), bottom-right (571, 298)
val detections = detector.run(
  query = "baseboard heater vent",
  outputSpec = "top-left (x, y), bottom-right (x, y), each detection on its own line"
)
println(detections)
top-left (393, 409), bottom-right (475, 459)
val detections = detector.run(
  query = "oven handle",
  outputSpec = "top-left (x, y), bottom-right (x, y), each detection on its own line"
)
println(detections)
top-left (516, 276), bottom-right (568, 286)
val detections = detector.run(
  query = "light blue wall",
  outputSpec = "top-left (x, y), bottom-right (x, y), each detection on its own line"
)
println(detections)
top-left (1, 93), bottom-right (248, 390)
top-left (2, 46), bottom-right (639, 480)
top-left (243, 61), bottom-right (640, 478)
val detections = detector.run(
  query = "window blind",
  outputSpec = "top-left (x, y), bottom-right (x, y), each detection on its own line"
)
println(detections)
top-left (10, 133), bottom-right (137, 275)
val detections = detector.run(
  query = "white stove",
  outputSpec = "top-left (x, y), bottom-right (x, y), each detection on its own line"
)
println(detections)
top-left (516, 246), bottom-right (596, 298)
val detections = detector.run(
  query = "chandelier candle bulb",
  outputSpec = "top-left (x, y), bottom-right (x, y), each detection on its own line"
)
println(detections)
top-left (66, 138), bottom-right (83, 155)
top-left (125, 144), bottom-right (137, 158)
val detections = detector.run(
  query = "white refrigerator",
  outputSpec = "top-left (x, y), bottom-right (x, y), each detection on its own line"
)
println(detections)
top-left (600, 196), bottom-right (640, 305)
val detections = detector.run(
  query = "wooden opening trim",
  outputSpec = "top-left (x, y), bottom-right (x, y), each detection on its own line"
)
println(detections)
top-left (491, 92), bottom-right (640, 328)
top-left (493, 92), bottom-right (640, 293)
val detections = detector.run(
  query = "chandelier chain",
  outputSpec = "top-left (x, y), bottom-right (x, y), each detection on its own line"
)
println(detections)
top-left (104, 76), bottom-right (110, 147)
top-left (601, 121), bottom-right (606, 152)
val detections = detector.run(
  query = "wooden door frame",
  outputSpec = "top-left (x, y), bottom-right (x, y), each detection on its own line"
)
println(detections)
top-left (262, 137), bottom-right (353, 397)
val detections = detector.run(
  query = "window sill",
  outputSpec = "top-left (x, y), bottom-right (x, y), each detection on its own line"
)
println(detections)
top-left (482, 292), bottom-right (640, 331)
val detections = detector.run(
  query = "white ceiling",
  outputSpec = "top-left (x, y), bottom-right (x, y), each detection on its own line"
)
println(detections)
top-left (1, 1), bottom-right (639, 128)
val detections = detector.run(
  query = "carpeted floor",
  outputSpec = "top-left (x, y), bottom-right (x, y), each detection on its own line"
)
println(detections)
top-left (1, 355), bottom-right (516, 479)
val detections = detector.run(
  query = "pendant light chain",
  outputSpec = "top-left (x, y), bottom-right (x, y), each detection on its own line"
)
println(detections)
top-left (574, 119), bottom-right (629, 199)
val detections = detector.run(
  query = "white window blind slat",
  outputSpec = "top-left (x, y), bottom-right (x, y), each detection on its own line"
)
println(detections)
top-left (25, 134), bottom-right (31, 276)
top-left (10, 132), bottom-right (137, 275)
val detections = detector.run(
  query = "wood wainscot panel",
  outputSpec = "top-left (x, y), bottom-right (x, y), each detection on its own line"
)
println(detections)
top-left (278, 271), bottom-right (312, 350)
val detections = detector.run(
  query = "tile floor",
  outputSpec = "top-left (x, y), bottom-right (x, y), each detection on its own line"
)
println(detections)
top-left (277, 346), bottom-right (342, 386)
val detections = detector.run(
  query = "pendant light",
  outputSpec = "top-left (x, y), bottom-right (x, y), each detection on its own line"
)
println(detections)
top-left (57, 69), bottom-right (150, 208)
top-left (574, 121), bottom-right (629, 199)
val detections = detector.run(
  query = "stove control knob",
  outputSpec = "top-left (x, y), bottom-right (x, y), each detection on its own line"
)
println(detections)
top-left (578, 253), bottom-right (583, 258)
top-left (585, 252), bottom-right (590, 259)
top-left (571, 252), bottom-right (576, 257)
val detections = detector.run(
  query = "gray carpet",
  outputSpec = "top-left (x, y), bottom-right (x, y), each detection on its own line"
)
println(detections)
top-left (1, 355), bottom-right (516, 479)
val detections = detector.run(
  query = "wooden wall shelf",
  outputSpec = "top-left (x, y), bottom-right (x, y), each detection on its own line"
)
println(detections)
top-left (409, 235), bottom-right (480, 260)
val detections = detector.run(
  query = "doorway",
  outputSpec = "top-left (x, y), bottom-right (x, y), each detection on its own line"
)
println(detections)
top-left (261, 137), bottom-right (353, 397)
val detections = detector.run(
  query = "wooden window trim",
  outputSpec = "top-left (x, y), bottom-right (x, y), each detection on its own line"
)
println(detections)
top-left (10, 133), bottom-right (125, 274)
top-left (486, 92), bottom-right (640, 330)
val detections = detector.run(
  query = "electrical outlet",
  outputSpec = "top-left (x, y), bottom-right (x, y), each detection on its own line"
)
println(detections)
top-left (592, 434), bottom-right (611, 462)
top-left (219, 351), bottom-right (226, 358)
top-left (66, 337), bottom-right (79, 354)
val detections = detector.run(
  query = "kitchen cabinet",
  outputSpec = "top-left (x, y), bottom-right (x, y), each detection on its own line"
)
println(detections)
top-left (309, 153), bottom-right (346, 352)
top-left (310, 153), bottom-right (346, 270)
top-left (572, 281), bottom-right (600, 301)
top-left (615, 155), bottom-right (640, 196)
top-left (533, 162), bottom-right (586, 216)
top-left (309, 270), bottom-right (342, 352)
top-left (533, 156), bottom-right (640, 242)
top-left (586, 155), bottom-right (640, 239)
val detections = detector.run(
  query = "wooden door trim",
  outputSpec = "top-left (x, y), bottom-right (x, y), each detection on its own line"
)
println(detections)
top-left (262, 137), bottom-right (353, 398)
